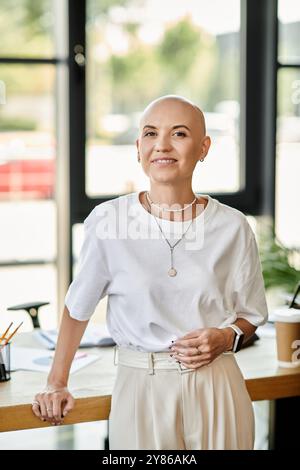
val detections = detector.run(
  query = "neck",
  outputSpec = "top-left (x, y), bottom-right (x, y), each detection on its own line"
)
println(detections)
top-left (147, 186), bottom-right (196, 208)
top-left (143, 185), bottom-right (202, 222)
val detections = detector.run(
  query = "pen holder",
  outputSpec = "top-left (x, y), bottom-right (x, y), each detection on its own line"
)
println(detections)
top-left (0, 342), bottom-right (11, 382)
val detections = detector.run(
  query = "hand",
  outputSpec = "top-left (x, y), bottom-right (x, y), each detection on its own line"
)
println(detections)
top-left (31, 384), bottom-right (75, 425)
top-left (170, 327), bottom-right (234, 369)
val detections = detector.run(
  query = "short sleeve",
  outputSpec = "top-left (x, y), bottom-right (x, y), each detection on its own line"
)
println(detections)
top-left (231, 225), bottom-right (269, 327)
top-left (65, 208), bottom-right (110, 321)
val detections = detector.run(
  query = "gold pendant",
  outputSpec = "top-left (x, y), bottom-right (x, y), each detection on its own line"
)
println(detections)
top-left (168, 268), bottom-right (177, 277)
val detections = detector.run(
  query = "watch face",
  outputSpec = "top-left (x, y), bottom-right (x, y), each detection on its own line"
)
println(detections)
top-left (235, 334), bottom-right (245, 352)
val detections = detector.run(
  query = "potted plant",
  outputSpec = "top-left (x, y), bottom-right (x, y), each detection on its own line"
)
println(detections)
top-left (257, 222), bottom-right (300, 309)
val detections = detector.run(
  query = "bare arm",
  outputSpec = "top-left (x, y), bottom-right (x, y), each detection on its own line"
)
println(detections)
top-left (32, 306), bottom-right (89, 424)
top-left (47, 305), bottom-right (89, 387)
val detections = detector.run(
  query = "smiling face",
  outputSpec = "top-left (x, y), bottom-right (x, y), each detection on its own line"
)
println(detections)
top-left (136, 96), bottom-right (211, 185)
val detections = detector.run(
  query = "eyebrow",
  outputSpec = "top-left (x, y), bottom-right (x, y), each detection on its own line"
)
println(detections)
top-left (143, 124), bottom-right (191, 131)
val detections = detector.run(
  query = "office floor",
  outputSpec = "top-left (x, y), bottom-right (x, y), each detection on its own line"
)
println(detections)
top-left (0, 402), bottom-right (269, 450)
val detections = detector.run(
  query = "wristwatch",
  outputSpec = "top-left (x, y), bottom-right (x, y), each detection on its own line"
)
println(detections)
top-left (227, 324), bottom-right (245, 353)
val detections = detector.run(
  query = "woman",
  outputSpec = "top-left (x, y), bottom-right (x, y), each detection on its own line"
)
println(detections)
top-left (32, 95), bottom-right (268, 450)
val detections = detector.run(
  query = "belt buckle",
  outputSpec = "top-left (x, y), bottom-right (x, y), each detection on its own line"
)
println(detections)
top-left (148, 352), bottom-right (155, 375)
top-left (113, 345), bottom-right (119, 366)
top-left (177, 361), bottom-right (191, 374)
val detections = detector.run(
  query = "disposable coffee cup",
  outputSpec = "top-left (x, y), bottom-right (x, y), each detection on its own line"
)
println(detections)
top-left (273, 307), bottom-right (300, 368)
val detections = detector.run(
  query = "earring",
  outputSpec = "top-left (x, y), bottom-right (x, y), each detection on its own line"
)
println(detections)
top-left (200, 158), bottom-right (204, 162)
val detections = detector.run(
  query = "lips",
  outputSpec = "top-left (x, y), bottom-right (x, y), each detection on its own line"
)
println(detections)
top-left (151, 158), bottom-right (177, 163)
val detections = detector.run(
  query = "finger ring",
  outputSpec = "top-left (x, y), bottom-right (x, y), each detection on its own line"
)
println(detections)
top-left (197, 346), bottom-right (202, 354)
top-left (32, 400), bottom-right (40, 406)
top-left (46, 407), bottom-right (53, 411)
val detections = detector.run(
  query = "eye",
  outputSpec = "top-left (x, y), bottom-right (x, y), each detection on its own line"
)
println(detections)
top-left (174, 131), bottom-right (186, 137)
top-left (143, 131), bottom-right (156, 137)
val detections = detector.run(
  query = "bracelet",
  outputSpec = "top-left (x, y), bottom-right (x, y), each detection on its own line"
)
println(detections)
top-left (44, 386), bottom-right (68, 394)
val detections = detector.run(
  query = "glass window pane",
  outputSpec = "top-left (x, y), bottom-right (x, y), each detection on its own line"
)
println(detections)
top-left (278, 0), bottom-right (300, 64)
top-left (0, 200), bottom-right (56, 261)
top-left (0, 0), bottom-right (58, 58)
top-left (276, 68), bottom-right (300, 247)
top-left (0, 64), bottom-right (56, 201)
top-left (86, 0), bottom-right (241, 196)
top-left (0, 264), bottom-right (58, 332)
top-left (0, 64), bottom-right (57, 328)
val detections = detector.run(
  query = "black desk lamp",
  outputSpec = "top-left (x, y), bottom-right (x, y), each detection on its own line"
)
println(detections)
top-left (7, 301), bottom-right (49, 328)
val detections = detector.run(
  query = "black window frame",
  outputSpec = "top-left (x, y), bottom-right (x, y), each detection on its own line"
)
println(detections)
top-left (69, 0), bottom-right (278, 228)
top-left (275, 0), bottom-right (300, 234)
top-left (0, 0), bottom-right (280, 282)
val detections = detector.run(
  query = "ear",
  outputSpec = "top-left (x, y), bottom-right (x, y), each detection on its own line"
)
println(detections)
top-left (136, 139), bottom-right (141, 162)
top-left (200, 136), bottom-right (211, 158)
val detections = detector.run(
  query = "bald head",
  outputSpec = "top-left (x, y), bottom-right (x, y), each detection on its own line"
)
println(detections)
top-left (139, 95), bottom-right (206, 136)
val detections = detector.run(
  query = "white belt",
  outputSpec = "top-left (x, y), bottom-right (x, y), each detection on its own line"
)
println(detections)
top-left (113, 346), bottom-right (222, 375)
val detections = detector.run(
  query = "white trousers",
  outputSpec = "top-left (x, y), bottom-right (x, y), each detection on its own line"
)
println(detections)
top-left (108, 347), bottom-right (255, 450)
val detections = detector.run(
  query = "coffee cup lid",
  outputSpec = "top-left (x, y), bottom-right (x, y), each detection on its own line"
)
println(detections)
top-left (272, 307), bottom-right (300, 323)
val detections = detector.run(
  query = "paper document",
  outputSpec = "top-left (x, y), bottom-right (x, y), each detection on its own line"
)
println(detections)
top-left (35, 322), bottom-right (116, 350)
top-left (10, 346), bottom-right (100, 373)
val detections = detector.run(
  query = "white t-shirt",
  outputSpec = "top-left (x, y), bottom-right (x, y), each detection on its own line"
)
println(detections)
top-left (65, 192), bottom-right (268, 352)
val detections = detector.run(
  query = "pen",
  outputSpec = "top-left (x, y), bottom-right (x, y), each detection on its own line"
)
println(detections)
top-left (0, 321), bottom-right (23, 352)
top-left (0, 322), bottom-right (13, 343)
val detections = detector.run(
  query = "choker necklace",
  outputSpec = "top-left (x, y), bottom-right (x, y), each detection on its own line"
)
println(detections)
top-left (146, 191), bottom-right (197, 212)
top-left (145, 191), bottom-right (196, 277)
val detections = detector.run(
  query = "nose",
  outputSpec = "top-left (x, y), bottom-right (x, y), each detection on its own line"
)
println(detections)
top-left (154, 134), bottom-right (172, 153)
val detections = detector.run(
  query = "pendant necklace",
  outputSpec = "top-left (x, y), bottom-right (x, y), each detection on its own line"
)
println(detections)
top-left (145, 191), bottom-right (196, 277)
